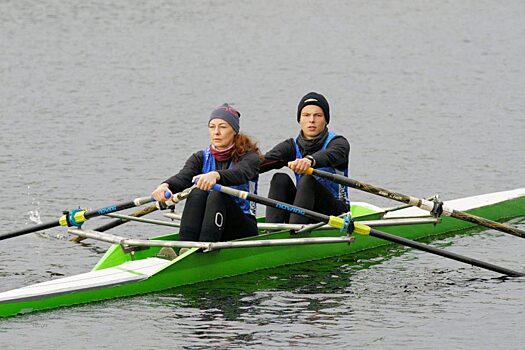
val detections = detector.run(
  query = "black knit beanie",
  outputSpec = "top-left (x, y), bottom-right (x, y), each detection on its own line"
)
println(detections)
top-left (296, 92), bottom-right (330, 124)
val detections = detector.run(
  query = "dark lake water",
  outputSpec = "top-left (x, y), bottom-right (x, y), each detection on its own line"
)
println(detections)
top-left (1, 1), bottom-right (524, 349)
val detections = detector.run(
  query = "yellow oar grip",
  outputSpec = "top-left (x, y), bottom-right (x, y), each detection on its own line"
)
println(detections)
top-left (352, 222), bottom-right (371, 236)
top-left (74, 211), bottom-right (87, 223)
top-left (328, 216), bottom-right (345, 229)
top-left (286, 161), bottom-right (314, 175)
top-left (59, 215), bottom-right (68, 226)
top-left (328, 217), bottom-right (371, 235)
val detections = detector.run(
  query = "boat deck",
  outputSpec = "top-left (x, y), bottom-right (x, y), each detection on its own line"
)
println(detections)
top-left (0, 258), bottom-right (170, 304)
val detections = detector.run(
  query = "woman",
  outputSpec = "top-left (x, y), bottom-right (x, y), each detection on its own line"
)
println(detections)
top-left (152, 103), bottom-right (262, 244)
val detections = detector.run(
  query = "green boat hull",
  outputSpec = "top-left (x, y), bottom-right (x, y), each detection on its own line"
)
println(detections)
top-left (1, 189), bottom-right (524, 318)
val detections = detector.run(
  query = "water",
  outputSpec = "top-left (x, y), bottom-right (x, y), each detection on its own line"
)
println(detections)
top-left (1, 0), bottom-right (524, 349)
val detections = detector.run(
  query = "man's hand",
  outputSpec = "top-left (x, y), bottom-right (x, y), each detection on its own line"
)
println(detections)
top-left (288, 157), bottom-right (314, 174)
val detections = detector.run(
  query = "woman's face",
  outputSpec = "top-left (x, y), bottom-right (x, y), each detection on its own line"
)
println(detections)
top-left (208, 118), bottom-right (236, 149)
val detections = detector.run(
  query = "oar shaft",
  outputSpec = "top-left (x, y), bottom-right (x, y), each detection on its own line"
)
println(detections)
top-left (449, 210), bottom-right (524, 237)
top-left (309, 168), bottom-right (525, 239)
top-left (94, 204), bottom-right (158, 232)
top-left (365, 226), bottom-right (524, 277)
top-left (0, 220), bottom-right (60, 240)
top-left (1, 193), bottom-right (166, 241)
top-left (213, 185), bottom-right (347, 229)
top-left (92, 187), bottom-right (191, 231)
top-left (71, 204), bottom-right (160, 243)
top-left (72, 188), bottom-right (191, 243)
top-left (82, 196), bottom-right (154, 221)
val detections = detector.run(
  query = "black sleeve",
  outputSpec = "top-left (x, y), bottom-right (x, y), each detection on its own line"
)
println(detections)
top-left (311, 136), bottom-right (350, 170)
top-left (216, 151), bottom-right (261, 185)
top-left (163, 151), bottom-right (203, 193)
top-left (259, 139), bottom-right (296, 173)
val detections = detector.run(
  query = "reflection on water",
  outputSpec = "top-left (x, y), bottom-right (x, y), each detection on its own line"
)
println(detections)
top-left (1, 227), bottom-right (524, 349)
top-left (1, 0), bottom-right (525, 349)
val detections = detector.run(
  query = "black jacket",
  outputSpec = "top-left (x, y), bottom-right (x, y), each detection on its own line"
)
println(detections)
top-left (163, 150), bottom-right (261, 193)
top-left (260, 135), bottom-right (350, 173)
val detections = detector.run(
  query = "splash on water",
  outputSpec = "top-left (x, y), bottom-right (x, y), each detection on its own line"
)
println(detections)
top-left (28, 209), bottom-right (42, 225)
top-left (27, 184), bottom-right (49, 238)
top-left (27, 209), bottom-right (67, 240)
top-left (27, 185), bottom-right (42, 225)
top-left (28, 206), bottom-right (48, 238)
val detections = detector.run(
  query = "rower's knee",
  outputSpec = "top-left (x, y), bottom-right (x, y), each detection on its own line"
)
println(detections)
top-left (187, 188), bottom-right (208, 202)
top-left (270, 173), bottom-right (293, 190)
top-left (206, 190), bottom-right (226, 206)
top-left (296, 175), bottom-right (317, 192)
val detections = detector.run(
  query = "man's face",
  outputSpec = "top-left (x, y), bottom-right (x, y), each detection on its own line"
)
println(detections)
top-left (299, 105), bottom-right (327, 139)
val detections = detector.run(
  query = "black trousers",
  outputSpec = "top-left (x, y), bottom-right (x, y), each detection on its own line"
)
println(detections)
top-left (179, 189), bottom-right (258, 242)
top-left (265, 173), bottom-right (349, 224)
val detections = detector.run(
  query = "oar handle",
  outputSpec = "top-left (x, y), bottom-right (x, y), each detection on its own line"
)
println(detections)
top-left (157, 187), bottom-right (193, 210)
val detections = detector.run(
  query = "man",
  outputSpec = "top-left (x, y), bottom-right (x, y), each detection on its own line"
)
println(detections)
top-left (260, 92), bottom-right (350, 224)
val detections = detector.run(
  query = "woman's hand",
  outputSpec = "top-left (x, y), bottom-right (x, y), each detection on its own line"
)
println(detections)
top-left (193, 172), bottom-right (220, 191)
top-left (152, 183), bottom-right (171, 202)
top-left (288, 157), bottom-right (313, 174)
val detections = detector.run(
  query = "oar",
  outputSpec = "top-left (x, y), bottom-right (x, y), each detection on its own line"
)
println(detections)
top-left (295, 195), bottom-right (437, 235)
top-left (212, 184), bottom-right (525, 277)
top-left (0, 192), bottom-right (171, 241)
top-left (304, 167), bottom-right (525, 239)
top-left (70, 187), bottom-right (193, 243)
top-left (69, 204), bottom-right (158, 243)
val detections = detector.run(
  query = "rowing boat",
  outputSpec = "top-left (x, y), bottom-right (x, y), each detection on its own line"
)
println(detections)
top-left (1, 188), bottom-right (524, 318)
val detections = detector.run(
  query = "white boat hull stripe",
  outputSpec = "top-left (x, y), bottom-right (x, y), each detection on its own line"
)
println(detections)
top-left (384, 188), bottom-right (525, 218)
top-left (0, 258), bottom-right (170, 303)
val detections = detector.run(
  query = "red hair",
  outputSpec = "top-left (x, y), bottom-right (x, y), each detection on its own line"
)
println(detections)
top-left (232, 133), bottom-right (263, 163)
